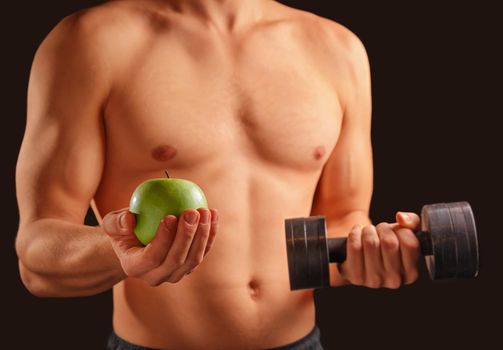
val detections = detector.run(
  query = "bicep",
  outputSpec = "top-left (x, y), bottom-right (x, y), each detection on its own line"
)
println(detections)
top-left (16, 15), bottom-right (109, 228)
top-left (311, 34), bottom-right (373, 219)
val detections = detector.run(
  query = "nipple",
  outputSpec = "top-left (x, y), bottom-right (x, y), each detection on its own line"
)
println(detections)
top-left (313, 145), bottom-right (326, 160)
top-left (152, 145), bottom-right (177, 161)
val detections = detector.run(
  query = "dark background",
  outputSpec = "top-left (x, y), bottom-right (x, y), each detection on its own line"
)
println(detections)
top-left (3, 1), bottom-right (501, 349)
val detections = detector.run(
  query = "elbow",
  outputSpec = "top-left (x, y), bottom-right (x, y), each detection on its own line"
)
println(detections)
top-left (15, 226), bottom-right (38, 274)
top-left (16, 230), bottom-right (63, 298)
top-left (18, 261), bottom-right (58, 298)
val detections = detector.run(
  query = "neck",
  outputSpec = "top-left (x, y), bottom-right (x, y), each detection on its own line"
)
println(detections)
top-left (162, 0), bottom-right (267, 31)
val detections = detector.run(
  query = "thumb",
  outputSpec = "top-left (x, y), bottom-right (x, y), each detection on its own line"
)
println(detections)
top-left (396, 211), bottom-right (420, 230)
top-left (102, 208), bottom-right (135, 238)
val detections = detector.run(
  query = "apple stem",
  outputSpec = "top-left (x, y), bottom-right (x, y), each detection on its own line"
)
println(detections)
top-left (164, 170), bottom-right (170, 178)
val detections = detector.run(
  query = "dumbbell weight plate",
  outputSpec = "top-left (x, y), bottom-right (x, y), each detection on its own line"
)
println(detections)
top-left (422, 202), bottom-right (479, 279)
top-left (285, 216), bottom-right (330, 290)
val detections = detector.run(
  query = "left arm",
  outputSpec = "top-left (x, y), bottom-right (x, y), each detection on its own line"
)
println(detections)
top-left (310, 29), bottom-right (420, 288)
top-left (310, 32), bottom-right (373, 286)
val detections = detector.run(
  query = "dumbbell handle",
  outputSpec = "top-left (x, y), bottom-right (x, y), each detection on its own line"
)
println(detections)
top-left (327, 230), bottom-right (433, 263)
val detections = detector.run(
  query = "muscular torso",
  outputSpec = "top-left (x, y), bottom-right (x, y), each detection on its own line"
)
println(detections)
top-left (91, 1), bottom-right (344, 348)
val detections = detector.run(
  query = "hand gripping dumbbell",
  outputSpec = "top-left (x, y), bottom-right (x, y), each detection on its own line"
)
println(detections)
top-left (285, 202), bottom-right (479, 290)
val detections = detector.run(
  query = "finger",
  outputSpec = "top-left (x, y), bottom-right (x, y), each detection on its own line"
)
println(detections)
top-left (395, 227), bottom-right (421, 284)
top-left (163, 209), bottom-right (200, 271)
top-left (140, 211), bottom-right (199, 286)
top-left (121, 215), bottom-right (177, 278)
top-left (338, 225), bottom-right (364, 285)
top-left (204, 209), bottom-right (219, 255)
top-left (140, 215), bottom-right (178, 269)
top-left (102, 208), bottom-right (135, 239)
top-left (168, 208), bottom-right (211, 282)
top-left (396, 212), bottom-right (421, 230)
top-left (361, 225), bottom-right (383, 288)
top-left (376, 223), bottom-right (402, 289)
top-left (102, 209), bottom-right (141, 259)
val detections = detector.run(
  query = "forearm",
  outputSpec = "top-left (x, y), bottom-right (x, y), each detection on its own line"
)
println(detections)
top-left (326, 210), bottom-right (371, 287)
top-left (16, 218), bottom-right (126, 297)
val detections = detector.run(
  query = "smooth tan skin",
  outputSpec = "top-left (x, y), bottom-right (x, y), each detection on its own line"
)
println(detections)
top-left (15, 0), bottom-right (421, 348)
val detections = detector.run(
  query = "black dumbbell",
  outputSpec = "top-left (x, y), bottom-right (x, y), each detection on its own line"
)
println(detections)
top-left (285, 202), bottom-right (479, 290)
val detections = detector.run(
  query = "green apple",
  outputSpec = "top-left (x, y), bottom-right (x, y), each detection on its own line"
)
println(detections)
top-left (129, 178), bottom-right (208, 245)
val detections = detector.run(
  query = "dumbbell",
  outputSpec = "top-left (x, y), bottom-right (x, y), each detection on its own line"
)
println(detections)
top-left (285, 202), bottom-right (479, 290)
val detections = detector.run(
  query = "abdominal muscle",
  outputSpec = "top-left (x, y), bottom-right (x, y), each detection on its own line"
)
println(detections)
top-left (112, 268), bottom-right (315, 349)
top-left (98, 162), bottom-right (321, 350)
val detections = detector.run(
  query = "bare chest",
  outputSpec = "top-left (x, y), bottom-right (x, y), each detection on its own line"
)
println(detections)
top-left (105, 41), bottom-right (342, 176)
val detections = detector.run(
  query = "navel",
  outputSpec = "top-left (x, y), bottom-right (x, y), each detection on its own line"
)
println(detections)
top-left (248, 279), bottom-right (260, 299)
top-left (313, 145), bottom-right (326, 160)
top-left (151, 145), bottom-right (177, 162)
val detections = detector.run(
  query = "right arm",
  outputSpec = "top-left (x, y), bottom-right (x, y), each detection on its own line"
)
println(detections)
top-left (15, 13), bottom-right (218, 297)
top-left (15, 14), bottom-right (121, 297)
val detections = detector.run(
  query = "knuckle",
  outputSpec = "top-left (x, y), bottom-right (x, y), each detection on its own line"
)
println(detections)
top-left (168, 255), bottom-right (185, 268)
top-left (362, 236), bottom-right (379, 249)
top-left (102, 215), bottom-right (117, 235)
top-left (198, 222), bottom-right (211, 232)
top-left (347, 233), bottom-right (362, 250)
top-left (381, 235), bottom-right (399, 250)
top-left (376, 222), bottom-right (389, 231)
top-left (361, 225), bottom-right (375, 235)
top-left (347, 231), bottom-right (360, 242)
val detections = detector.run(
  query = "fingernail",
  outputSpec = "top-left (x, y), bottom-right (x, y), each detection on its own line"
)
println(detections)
top-left (401, 213), bottom-right (410, 221)
top-left (164, 216), bottom-right (177, 231)
top-left (200, 210), bottom-right (210, 224)
top-left (119, 212), bottom-right (127, 229)
top-left (184, 210), bottom-right (198, 224)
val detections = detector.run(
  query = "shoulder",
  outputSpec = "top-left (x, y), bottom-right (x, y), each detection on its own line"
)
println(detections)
top-left (285, 7), bottom-right (371, 91)
top-left (268, 2), bottom-right (368, 71)
top-left (34, 1), bottom-right (150, 69)
top-left (270, 4), bottom-right (371, 113)
top-left (291, 8), bottom-right (368, 70)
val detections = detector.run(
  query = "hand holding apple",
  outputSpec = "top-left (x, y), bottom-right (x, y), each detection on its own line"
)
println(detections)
top-left (103, 207), bottom-right (218, 286)
top-left (101, 175), bottom-right (218, 286)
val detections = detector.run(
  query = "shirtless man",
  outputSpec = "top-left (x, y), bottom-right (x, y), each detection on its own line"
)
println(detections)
top-left (15, 1), bottom-right (422, 349)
